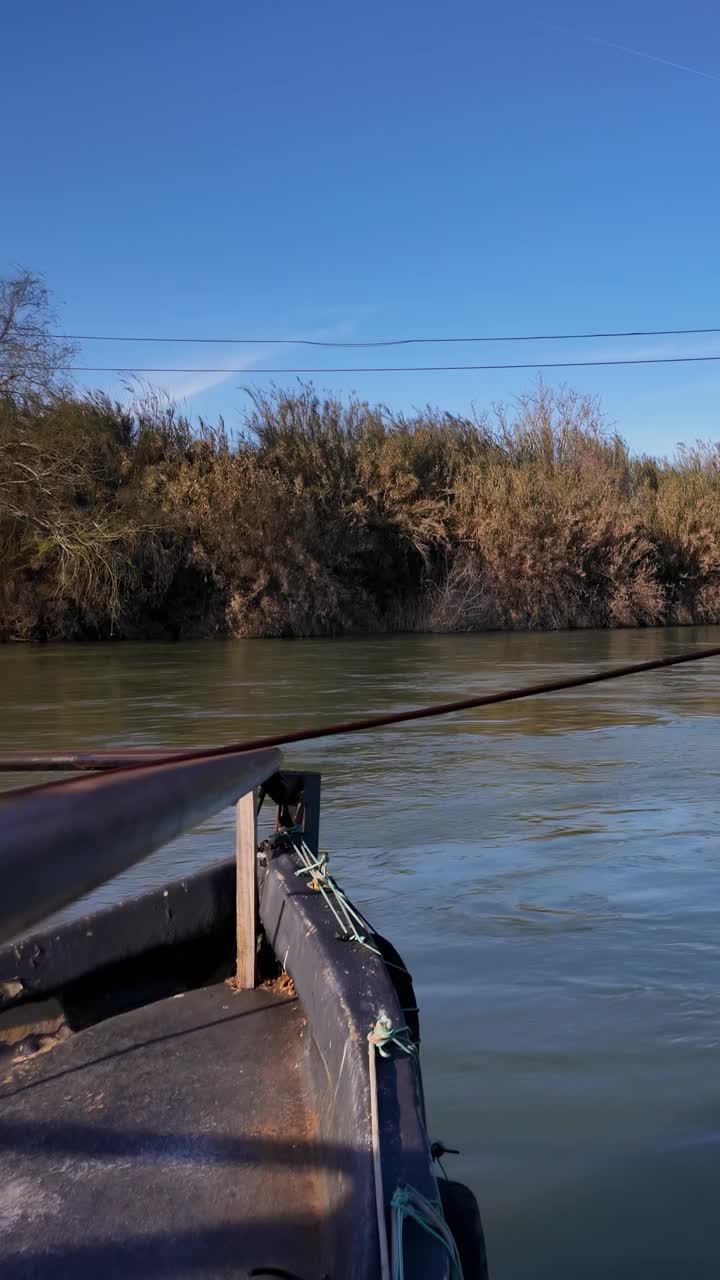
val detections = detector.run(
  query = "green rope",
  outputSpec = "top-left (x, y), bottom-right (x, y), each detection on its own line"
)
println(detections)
top-left (291, 838), bottom-right (370, 943)
top-left (356, 936), bottom-right (413, 976)
top-left (390, 1185), bottom-right (463, 1280)
top-left (305, 867), bottom-right (356, 938)
top-left (284, 832), bottom-right (416, 985)
top-left (294, 854), bottom-right (328, 878)
top-left (369, 1015), bottom-right (415, 1059)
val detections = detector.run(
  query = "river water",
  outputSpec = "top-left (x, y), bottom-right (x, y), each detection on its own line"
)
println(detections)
top-left (1, 627), bottom-right (719, 1278)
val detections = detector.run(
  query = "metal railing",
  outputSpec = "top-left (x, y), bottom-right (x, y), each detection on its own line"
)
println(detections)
top-left (0, 747), bottom-right (281, 957)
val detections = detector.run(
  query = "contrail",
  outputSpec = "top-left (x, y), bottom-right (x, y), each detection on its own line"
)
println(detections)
top-left (551, 25), bottom-right (720, 84)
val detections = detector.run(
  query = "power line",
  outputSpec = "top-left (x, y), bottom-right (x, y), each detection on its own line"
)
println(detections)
top-left (69, 353), bottom-right (720, 375)
top-left (56, 325), bottom-right (720, 348)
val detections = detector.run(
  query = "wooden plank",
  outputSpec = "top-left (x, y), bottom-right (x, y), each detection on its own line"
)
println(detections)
top-left (235, 788), bottom-right (258, 989)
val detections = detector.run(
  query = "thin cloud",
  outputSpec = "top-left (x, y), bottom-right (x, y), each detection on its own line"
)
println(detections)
top-left (551, 24), bottom-right (720, 84)
top-left (114, 320), bottom-right (366, 405)
top-left (163, 351), bottom-right (264, 401)
top-left (82, 348), bottom-right (267, 406)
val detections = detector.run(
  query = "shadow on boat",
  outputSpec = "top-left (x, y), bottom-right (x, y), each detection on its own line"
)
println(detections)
top-left (0, 1112), bottom-right (488, 1278)
top-left (0, 1116), bottom-right (488, 1279)
top-left (1, 995), bottom-right (296, 1102)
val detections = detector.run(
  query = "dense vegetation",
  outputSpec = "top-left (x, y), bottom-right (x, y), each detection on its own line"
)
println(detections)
top-left (2, 380), bottom-right (720, 641)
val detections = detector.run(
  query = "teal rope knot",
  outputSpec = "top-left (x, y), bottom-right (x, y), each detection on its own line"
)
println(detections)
top-left (390, 1185), bottom-right (463, 1280)
top-left (287, 836), bottom-right (412, 974)
top-left (369, 1015), bottom-right (416, 1059)
top-left (294, 852), bottom-right (329, 880)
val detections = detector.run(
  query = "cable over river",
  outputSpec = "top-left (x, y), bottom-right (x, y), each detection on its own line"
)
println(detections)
top-left (1, 626), bottom-right (719, 1279)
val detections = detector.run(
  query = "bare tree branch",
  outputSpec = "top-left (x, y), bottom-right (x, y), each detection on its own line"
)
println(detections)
top-left (0, 269), bottom-right (77, 397)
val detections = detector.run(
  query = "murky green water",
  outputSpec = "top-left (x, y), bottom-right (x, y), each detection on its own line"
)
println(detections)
top-left (1, 628), bottom-right (719, 1278)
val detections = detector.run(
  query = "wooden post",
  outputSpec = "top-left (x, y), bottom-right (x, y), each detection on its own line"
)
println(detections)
top-left (235, 788), bottom-right (258, 989)
top-left (301, 773), bottom-right (321, 857)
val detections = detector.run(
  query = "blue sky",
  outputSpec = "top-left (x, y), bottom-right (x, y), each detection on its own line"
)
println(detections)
top-left (2, 0), bottom-right (719, 456)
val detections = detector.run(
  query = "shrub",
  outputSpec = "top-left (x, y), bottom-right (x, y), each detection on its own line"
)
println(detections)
top-left (1, 381), bottom-right (718, 640)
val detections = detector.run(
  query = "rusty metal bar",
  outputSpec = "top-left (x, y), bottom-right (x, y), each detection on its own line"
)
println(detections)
top-left (0, 643), bottom-right (719, 774)
top-left (0, 747), bottom-right (204, 772)
top-left (0, 746), bottom-right (281, 945)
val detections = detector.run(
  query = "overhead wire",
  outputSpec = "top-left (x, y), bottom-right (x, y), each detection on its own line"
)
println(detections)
top-left (68, 353), bottom-right (720, 375)
top-left (55, 324), bottom-right (720, 348)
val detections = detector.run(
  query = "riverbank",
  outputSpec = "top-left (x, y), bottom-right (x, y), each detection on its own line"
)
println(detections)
top-left (2, 382), bottom-right (719, 642)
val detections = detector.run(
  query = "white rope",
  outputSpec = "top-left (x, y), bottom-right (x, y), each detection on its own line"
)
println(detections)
top-left (368, 1030), bottom-right (392, 1280)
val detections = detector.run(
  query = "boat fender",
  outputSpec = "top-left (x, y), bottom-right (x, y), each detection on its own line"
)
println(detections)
top-left (437, 1178), bottom-right (489, 1280)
